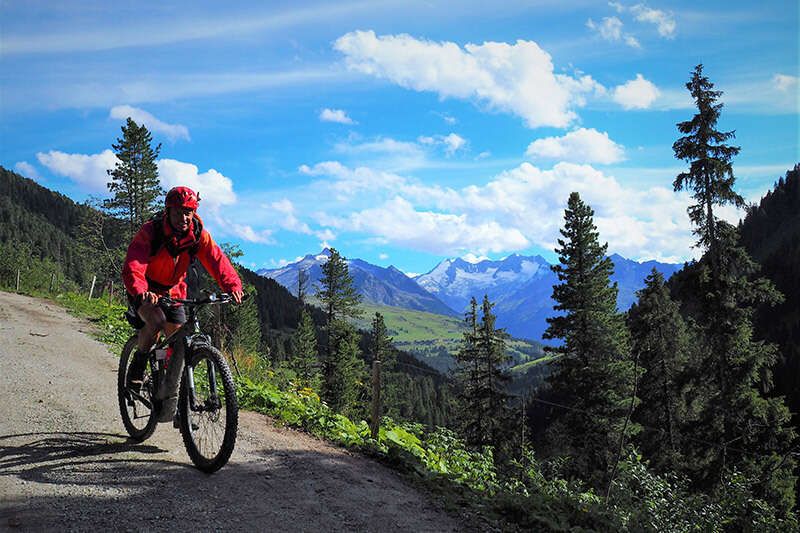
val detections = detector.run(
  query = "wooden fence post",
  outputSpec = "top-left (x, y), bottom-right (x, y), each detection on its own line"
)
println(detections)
top-left (16, 269), bottom-right (20, 292)
top-left (370, 359), bottom-right (382, 439)
top-left (88, 275), bottom-right (97, 299)
top-left (49, 272), bottom-right (56, 292)
top-left (109, 280), bottom-right (114, 305)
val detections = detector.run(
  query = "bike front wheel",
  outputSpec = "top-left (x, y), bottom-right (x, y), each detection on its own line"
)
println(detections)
top-left (178, 345), bottom-right (238, 473)
top-left (118, 335), bottom-right (158, 442)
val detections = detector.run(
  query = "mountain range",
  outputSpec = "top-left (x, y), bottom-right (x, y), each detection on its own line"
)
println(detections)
top-left (258, 249), bottom-right (682, 342)
top-left (257, 249), bottom-right (456, 316)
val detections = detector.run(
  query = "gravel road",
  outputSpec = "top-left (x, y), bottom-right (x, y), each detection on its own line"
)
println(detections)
top-left (0, 291), bottom-right (464, 532)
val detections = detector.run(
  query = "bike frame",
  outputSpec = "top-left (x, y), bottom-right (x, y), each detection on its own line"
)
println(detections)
top-left (144, 294), bottom-right (228, 414)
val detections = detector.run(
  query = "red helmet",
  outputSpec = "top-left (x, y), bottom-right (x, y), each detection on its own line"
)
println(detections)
top-left (165, 186), bottom-right (199, 210)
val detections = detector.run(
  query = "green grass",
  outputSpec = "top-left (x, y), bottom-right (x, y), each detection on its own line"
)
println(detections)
top-left (356, 303), bottom-right (464, 342)
top-left (356, 303), bottom-right (546, 372)
top-left (510, 355), bottom-right (555, 375)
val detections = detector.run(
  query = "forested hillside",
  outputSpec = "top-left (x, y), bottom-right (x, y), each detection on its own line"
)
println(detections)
top-left (740, 164), bottom-right (800, 423)
top-left (0, 165), bottom-right (455, 428)
top-left (0, 167), bottom-right (125, 288)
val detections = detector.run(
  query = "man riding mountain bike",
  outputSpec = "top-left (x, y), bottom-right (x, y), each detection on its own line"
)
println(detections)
top-left (122, 186), bottom-right (244, 398)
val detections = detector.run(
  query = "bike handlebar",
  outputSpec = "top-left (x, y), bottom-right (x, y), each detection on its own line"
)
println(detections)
top-left (160, 292), bottom-right (246, 307)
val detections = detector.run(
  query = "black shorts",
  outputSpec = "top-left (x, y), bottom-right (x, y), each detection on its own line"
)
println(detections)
top-left (126, 293), bottom-right (186, 327)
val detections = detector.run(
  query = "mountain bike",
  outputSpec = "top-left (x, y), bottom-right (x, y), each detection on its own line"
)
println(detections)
top-left (117, 292), bottom-right (239, 473)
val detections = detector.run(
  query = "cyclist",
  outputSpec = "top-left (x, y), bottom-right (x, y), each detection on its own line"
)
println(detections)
top-left (122, 186), bottom-right (244, 392)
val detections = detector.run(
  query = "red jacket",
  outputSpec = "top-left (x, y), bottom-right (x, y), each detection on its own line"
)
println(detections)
top-left (122, 214), bottom-right (242, 299)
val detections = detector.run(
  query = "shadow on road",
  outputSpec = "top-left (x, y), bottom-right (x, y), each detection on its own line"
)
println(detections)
top-left (0, 431), bottom-right (458, 532)
top-left (0, 431), bottom-right (167, 480)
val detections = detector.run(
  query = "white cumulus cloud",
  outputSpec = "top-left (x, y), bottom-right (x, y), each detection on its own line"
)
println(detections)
top-left (268, 198), bottom-right (335, 241)
top-left (36, 149), bottom-right (119, 192)
top-left (631, 4), bottom-right (676, 38)
top-left (334, 30), bottom-right (604, 128)
top-left (526, 128), bottom-right (625, 164)
top-left (212, 218), bottom-right (274, 244)
top-left (300, 159), bottom-right (729, 262)
top-left (14, 161), bottom-right (40, 180)
top-left (586, 16), bottom-right (623, 41)
top-left (417, 133), bottom-right (467, 155)
top-left (156, 159), bottom-right (236, 210)
top-left (110, 105), bottom-right (190, 142)
top-left (299, 161), bottom-right (407, 199)
top-left (613, 74), bottom-right (660, 109)
top-left (319, 108), bottom-right (356, 124)
top-left (598, 16), bottom-right (624, 40)
top-left (342, 196), bottom-right (530, 256)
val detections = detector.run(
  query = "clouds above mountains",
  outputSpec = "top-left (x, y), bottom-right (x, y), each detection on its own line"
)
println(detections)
top-left (294, 158), bottom-right (730, 262)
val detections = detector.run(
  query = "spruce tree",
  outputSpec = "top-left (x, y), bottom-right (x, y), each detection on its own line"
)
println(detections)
top-left (325, 319), bottom-right (363, 415)
top-left (317, 248), bottom-right (363, 413)
top-left (672, 64), bottom-right (744, 285)
top-left (370, 312), bottom-right (395, 370)
top-left (455, 297), bottom-right (483, 445)
top-left (627, 269), bottom-right (691, 473)
top-left (476, 295), bottom-right (511, 448)
top-left (672, 66), bottom-right (796, 513)
top-left (291, 309), bottom-right (321, 390)
top-left (289, 267), bottom-right (321, 390)
top-left (541, 192), bottom-right (637, 485)
top-left (455, 295), bottom-right (511, 448)
top-left (104, 117), bottom-right (163, 238)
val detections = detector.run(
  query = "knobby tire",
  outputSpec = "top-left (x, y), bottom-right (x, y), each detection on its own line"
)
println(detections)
top-left (178, 345), bottom-right (238, 473)
top-left (117, 335), bottom-right (158, 442)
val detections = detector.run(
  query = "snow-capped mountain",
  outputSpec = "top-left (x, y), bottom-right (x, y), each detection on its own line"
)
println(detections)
top-left (260, 249), bottom-right (682, 343)
top-left (257, 249), bottom-right (456, 316)
top-left (416, 253), bottom-right (682, 342)
top-left (415, 254), bottom-right (553, 315)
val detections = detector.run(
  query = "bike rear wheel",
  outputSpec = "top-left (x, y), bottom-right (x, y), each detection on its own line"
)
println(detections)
top-left (178, 345), bottom-right (238, 473)
top-left (118, 335), bottom-right (158, 442)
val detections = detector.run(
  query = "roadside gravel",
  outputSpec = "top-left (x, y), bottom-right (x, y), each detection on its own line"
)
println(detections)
top-left (0, 291), bottom-right (465, 532)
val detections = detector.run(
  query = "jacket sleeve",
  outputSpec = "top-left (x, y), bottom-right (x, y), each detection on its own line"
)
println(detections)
top-left (195, 230), bottom-right (243, 293)
top-left (122, 224), bottom-right (154, 297)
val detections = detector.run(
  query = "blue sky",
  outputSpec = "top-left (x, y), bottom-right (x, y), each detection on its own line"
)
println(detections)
top-left (1, 0), bottom-right (797, 275)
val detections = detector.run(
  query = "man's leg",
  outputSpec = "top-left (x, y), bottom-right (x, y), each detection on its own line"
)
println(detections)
top-left (158, 321), bottom-right (185, 423)
top-left (127, 301), bottom-right (168, 390)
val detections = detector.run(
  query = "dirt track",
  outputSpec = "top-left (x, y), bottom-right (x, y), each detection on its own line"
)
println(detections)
top-left (0, 291), bottom-right (464, 532)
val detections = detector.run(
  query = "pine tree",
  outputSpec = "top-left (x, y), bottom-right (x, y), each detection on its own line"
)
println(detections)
top-left (455, 297), bottom-right (483, 445)
top-left (104, 117), bottom-right (163, 238)
top-left (455, 295), bottom-right (511, 448)
top-left (291, 309), bottom-right (321, 390)
top-left (370, 312), bottom-right (395, 370)
top-left (541, 192), bottom-right (637, 485)
top-left (476, 295), bottom-right (511, 448)
top-left (672, 67), bottom-right (796, 514)
top-left (627, 269), bottom-right (691, 473)
top-left (316, 248), bottom-right (363, 413)
top-left (672, 64), bottom-right (744, 286)
top-left (325, 319), bottom-right (363, 415)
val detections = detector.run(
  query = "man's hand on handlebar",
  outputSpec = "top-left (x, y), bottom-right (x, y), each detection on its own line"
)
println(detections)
top-left (231, 290), bottom-right (244, 304)
top-left (140, 291), bottom-right (159, 305)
